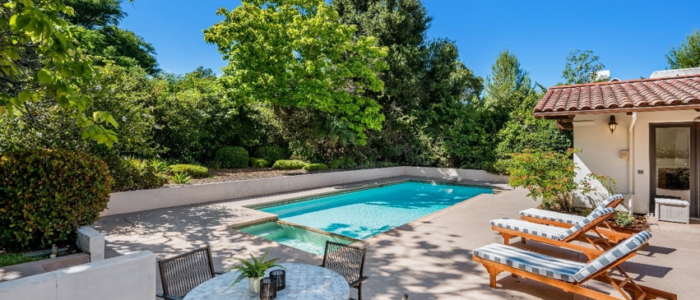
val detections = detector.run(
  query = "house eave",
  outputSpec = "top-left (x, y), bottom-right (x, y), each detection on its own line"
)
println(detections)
top-left (533, 104), bottom-right (700, 119)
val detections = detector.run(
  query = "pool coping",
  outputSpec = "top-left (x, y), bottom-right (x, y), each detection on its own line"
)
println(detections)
top-left (233, 178), bottom-right (506, 252)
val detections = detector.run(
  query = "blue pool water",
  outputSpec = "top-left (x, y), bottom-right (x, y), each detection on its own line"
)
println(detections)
top-left (259, 182), bottom-right (492, 240)
top-left (239, 222), bottom-right (354, 255)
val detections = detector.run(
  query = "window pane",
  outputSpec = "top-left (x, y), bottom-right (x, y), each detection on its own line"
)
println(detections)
top-left (655, 127), bottom-right (691, 202)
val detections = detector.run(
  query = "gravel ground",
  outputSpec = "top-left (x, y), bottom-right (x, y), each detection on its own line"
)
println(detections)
top-left (165, 167), bottom-right (337, 186)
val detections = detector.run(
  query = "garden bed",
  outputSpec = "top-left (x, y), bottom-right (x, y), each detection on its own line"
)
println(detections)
top-left (166, 167), bottom-right (344, 186)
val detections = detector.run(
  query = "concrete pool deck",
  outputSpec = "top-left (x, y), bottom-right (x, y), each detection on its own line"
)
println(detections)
top-left (94, 177), bottom-right (698, 299)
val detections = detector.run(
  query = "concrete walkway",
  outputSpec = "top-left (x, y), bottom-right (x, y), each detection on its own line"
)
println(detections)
top-left (94, 179), bottom-right (697, 300)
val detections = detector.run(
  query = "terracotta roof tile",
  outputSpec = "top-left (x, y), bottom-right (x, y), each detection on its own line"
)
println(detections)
top-left (534, 75), bottom-right (700, 116)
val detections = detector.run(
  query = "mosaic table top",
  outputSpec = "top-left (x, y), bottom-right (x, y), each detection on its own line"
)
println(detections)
top-left (184, 263), bottom-right (350, 300)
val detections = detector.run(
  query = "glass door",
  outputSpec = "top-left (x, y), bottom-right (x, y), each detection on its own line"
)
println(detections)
top-left (650, 124), bottom-right (697, 218)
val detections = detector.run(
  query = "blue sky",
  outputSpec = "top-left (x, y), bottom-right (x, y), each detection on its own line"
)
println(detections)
top-left (120, 0), bottom-right (700, 88)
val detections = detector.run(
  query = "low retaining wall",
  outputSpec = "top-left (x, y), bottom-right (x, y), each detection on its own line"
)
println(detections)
top-left (104, 166), bottom-right (508, 216)
top-left (0, 251), bottom-right (156, 300)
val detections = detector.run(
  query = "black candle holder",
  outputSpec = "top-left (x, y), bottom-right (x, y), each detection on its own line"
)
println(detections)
top-left (259, 277), bottom-right (277, 300)
top-left (270, 269), bottom-right (286, 291)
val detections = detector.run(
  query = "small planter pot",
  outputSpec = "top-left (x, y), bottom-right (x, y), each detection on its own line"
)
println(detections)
top-left (248, 277), bottom-right (263, 294)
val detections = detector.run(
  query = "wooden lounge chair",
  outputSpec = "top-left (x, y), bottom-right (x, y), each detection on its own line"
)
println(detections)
top-left (473, 231), bottom-right (677, 300)
top-left (491, 207), bottom-right (616, 259)
top-left (519, 194), bottom-right (635, 243)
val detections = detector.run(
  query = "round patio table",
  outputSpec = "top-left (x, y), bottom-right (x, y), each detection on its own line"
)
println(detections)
top-left (183, 263), bottom-right (350, 300)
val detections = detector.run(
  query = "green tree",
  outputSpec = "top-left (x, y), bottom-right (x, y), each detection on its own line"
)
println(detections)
top-left (484, 49), bottom-right (532, 110)
top-left (667, 29), bottom-right (700, 69)
top-left (204, 0), bottom-right (388, 147)
top-left (562, 49), bottom-right (607, 85)
top-left (65, 0), bottom-right (160, 75)
top-left (332, 0), bottom-right (483, 167)
top-left (0, 0), bottom-right (119, 146)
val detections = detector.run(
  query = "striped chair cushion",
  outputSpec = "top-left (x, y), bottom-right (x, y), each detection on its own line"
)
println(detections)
top-left (490, 218), bottom-right (569, 241)
top-left (598, 194), bottom-right (624, 209)
top-left (560, 207), bottom-right (614, 240)
top-left (473, 243), bottom-right (585, 282)
top-left (519, 208), bottom-right (585, 225)
top-left (572, 231), bottom-right (651, 282)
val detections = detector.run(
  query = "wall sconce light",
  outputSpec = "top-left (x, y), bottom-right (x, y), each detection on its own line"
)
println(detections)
top-left (608, 115), bottom-right (617, 133)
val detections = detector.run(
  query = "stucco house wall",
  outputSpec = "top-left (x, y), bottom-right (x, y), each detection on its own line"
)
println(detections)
top-left (572, 110), bottom-right (698, 214)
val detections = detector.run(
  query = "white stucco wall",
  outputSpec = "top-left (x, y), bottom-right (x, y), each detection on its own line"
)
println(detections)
top-left (104, 167), bottom-right (508, 216)
top-left (572, 110), bottom-right (698, 214)
top-left (0, 251), bottom-right (155, 300)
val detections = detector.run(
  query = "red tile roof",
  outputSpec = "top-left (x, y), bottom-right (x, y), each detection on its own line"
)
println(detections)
top-left (534, 74), bottom-right (700, 117)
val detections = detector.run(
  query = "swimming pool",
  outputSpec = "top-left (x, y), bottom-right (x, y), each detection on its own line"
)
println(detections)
top-left (239, 222), bottom-right (355, 255)
top-left (256, 181), bottom-right (492, 240)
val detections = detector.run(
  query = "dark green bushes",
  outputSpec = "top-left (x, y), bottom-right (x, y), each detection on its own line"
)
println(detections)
top-left (216, 146), bottom-right (249, 168)
top-left (168, 164), bottom-right (209, 178)
top-left (254, 146), bottom-right (287, 164)
top-left (272, 160), bottom-right (307, 170)
top-left (106, 156), bottom-right (167, 192)
top-left (0, 149), bottom-right (113, 249)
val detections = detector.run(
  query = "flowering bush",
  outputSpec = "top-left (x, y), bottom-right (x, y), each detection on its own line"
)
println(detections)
top-left (507, 149), bottom-right (579, 211)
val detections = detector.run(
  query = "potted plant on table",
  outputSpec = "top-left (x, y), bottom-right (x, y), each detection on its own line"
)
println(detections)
top-left (229, 249), bottom-right (284, 294)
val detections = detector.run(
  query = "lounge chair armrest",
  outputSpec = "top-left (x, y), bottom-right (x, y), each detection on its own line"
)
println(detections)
top-left (349, 276), bottom-right (369, 287)
top-left (156, 293), bottom-right (184, 300)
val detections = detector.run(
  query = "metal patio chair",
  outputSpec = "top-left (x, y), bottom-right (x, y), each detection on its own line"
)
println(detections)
top-left (321, 241), bottom-right (369, 300)
top-left (157, 246), bottom-right (223, 300)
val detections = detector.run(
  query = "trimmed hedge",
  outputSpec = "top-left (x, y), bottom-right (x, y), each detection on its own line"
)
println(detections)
top-left (303, 163), bottom-right (328, 171)
top-left (254, 146), bottom-right (287, 163)
top-left (216, 146), bottom-right (249, 168)
top-left (106, 156), bottom-right (167, 192)
top-left (168, 164), bottom-right (209, 178)
top-left (250, 157), bottom-right (271, 168)
top-left (272, 159), bottom-right (308, 170)
top-left (0, 149), bottom-right (113, 249)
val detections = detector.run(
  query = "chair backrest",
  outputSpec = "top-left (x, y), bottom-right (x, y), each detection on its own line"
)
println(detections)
top-left (322, 241), bottom-right (367, 284)
top-left (158, 246), bottom-right (216, 298)
top-left (572, 231), bottom-right (651, 282)
top-left (559, 207), bottom-right (615, 241)
top-left (597, 194), bottom-right (625, 210)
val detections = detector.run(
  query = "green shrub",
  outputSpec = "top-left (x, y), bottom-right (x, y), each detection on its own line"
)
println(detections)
top-left (171, 172), bottom-right (192, 184)
top-left (0, 149), bottom-right (113, 249)
top-left (303, 163), bottom-right (328, 171)
top-left (216, 146), bottom-right (249, 168)
top-left (254, 146), bottom-right (287, 163)
top-left (168, 164), bottom-right (209, 178)
top-left (614, 212), bottom-right (635, 227)
top-left (107, 156), bottom-right (167, 192)
top-left (329, 156), bottom-right (356, 169)
top-left (250, 157), bottom-right (271, 168)
top-left (272, 160), bottom-right (308, 170)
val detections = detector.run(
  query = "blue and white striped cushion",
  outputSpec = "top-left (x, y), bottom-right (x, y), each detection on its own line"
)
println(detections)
top-left (598, 194), bottom-right (624, 209)
top-left (572, 231), bottom-right (651, 282)
top-left (490, 218), bottom-right (569, 241)
top-left (519, 208), bottom-right (585, 225)
top-left (559, 207), bottom-right (614, 240)
top-left (473, 243), bottom-right (585, 282)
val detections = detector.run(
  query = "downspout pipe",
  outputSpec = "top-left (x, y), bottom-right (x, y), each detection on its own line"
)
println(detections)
top-left (628, 113), bottom-right (637, 215)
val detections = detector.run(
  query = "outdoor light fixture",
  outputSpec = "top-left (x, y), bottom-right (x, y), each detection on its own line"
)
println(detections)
top-left (608, 115), bottom-right (617, 133)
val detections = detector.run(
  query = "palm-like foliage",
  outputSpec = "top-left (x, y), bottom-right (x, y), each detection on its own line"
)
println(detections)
top-left (171, 172), bottom-right (191, 184)
top-left (228, 249), bottom-right (284, 288)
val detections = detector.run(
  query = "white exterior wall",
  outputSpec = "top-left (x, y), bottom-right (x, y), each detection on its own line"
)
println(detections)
top-left (572, 110), bottom-right (698, 214)
top-left (0, 251), bottom-right (156, 300)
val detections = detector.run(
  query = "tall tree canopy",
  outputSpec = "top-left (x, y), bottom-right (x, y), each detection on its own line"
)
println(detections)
top-left (562, 49), bottom-right (607, 85)
top-left (204, 0), bottom-right (388, 146)
top-left (66, 0), bottom-right (159, 75)
top-left (667, 29), bottom-right (700, 69)
top-left (0, 0), bottom-right (119, 146)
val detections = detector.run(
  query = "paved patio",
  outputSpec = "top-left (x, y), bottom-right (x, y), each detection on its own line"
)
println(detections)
top-left (94, 177), bottom-right (699, 299)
